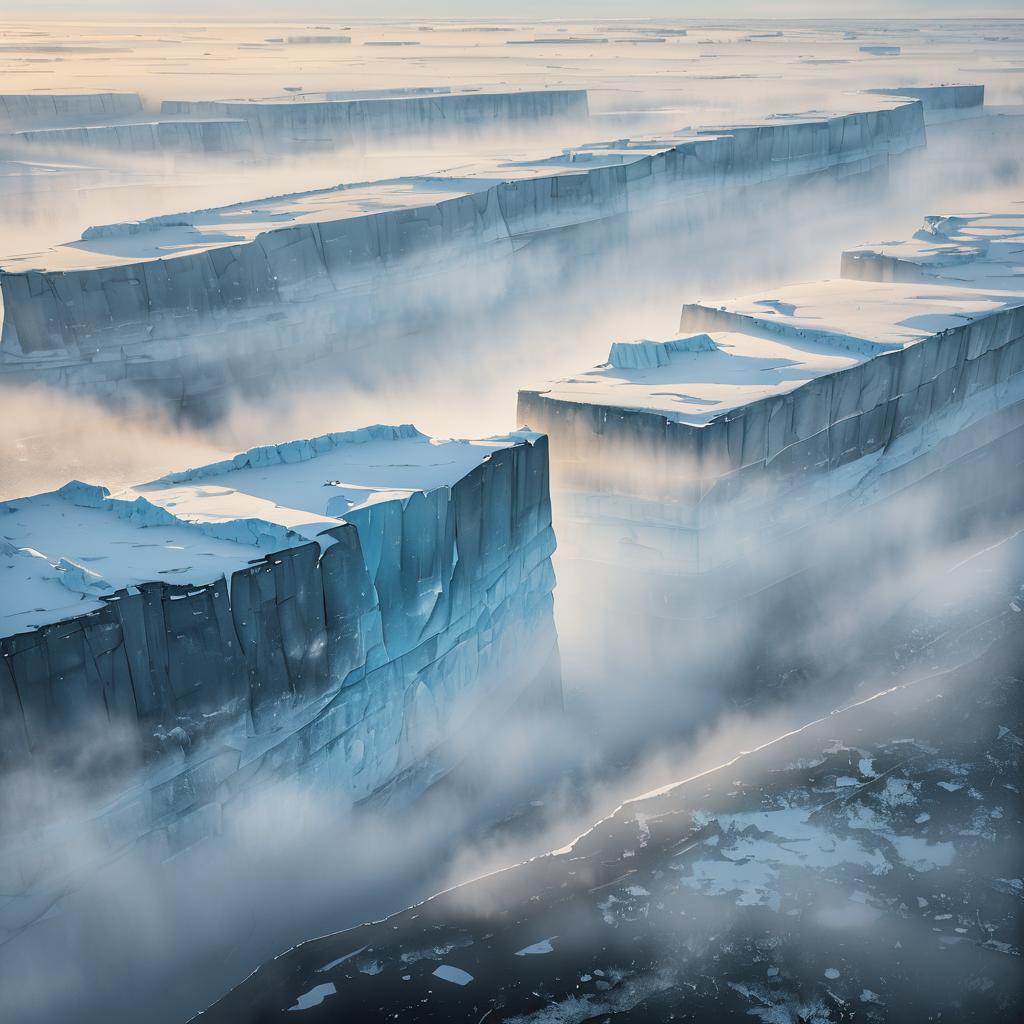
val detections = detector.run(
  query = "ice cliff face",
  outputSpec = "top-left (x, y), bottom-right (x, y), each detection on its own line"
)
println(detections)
top-left (159, 89), bottom-right (589, 150)
top-left (0, 426), bottom-right (560, 865)
top-left (199, 603), bottom-right (1024, 1024)
top-left (0, 93), bottom-right (929, 418)
top-left (12, 118), bottom-right (256, 156)
top-left (518, 210), bottom-right (1024, 674)
top-left (865, 84), bottom-right (984, 123)
top-left (0, 91), bottom-right (144, 126)
top-left (4, 89), bottom-right (586, 159)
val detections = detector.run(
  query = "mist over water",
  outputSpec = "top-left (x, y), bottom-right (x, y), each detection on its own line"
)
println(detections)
top-left (3, 467), bottom-right (1017, 1024)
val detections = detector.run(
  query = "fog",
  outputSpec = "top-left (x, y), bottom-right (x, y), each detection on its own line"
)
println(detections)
top-left (3, 106), bottom-right (1020, 497)
top-left (3, 461), bottom-right (1017, 1023)
top-left (0, 55), bottom-right (1022, 1024)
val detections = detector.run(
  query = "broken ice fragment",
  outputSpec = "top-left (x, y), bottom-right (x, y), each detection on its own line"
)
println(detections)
top-left (515, 938), bottom-right (556, 956)
top-left (286, 983), bottom-right (336, 1012)
top-left (432, 965), bottom-right (474, 986)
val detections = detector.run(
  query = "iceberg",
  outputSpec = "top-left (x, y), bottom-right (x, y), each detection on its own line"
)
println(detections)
top-left (518, 209), bottom-right (1024, 673)
top-left (0, 425), bottom-right (561, 864)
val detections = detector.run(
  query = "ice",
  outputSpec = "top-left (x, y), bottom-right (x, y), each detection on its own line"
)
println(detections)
top-left (432, 965), bottom-right (474, 986)
top-left (675, 808), bottom-right (891, 909)
top-left (0, 15), bottom-right (1018, 1024)
top-left (54, 556), bottom-right (113, 597)
top-left (316, 946), bottom-right (368, 973)
top-left (14, 119), bottom-right (255, 157)
top-left (0, 91), bottom-right (143, 126)
top-left (607, 335), bottom-right (718, 369)
top-left (161, 89), bottom-right (588, 153)
top-left (0, 91), bottom-right (929, 411)
top-left (0, 425), bottom-right (561, 884)
top-left (286, 983), bottom-right (336, 1012)
top-left (515, 938), bottom-right (557, 956)
top-left (518, 205), bottom-right (1024, 621)
top-left (886, 836), bottom-right (956, 871)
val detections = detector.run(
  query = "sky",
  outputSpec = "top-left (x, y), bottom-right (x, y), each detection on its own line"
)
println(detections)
top-left (6, 1), bottom-right (1023, 18)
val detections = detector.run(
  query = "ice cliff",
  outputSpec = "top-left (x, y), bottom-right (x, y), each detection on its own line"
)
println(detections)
top-left (0, 425), bottom-right (560, 864)
top-left (518, 209), bottom-right (1024, 670)
top-left (158, 88), bottom-right (589, 150)
top-left (0, 92), bottom-right (933, 417)
top-left (865, 84), bottom-right (984, 123)
top-left (4, 89), bottom-right (586, 158)
top-left (0, 91), bottom-right (144, 126)
top-left (12, 118), bottom-right (256, 156)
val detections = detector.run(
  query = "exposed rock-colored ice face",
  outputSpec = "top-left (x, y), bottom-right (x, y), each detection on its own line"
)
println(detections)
top-left (0, 425), bottom-right (560, 861)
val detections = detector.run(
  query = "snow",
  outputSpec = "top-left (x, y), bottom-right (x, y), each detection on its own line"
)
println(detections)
top-left (0, 425), bottom-right (521, 635)
top-left (525, 328), bottom-right (862, 427)
top-left (523, 207), bottom-right (1024, 428)
top-left (675, 789), bottom-right (962, 911)
top-left (8, 177), bottom-right (493, 273)
top-left (0, 91), bottom-right (919, 278)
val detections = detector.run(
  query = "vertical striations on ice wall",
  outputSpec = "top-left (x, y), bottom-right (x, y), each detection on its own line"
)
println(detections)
top-left (0, 425), bottom-right (560, 864)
